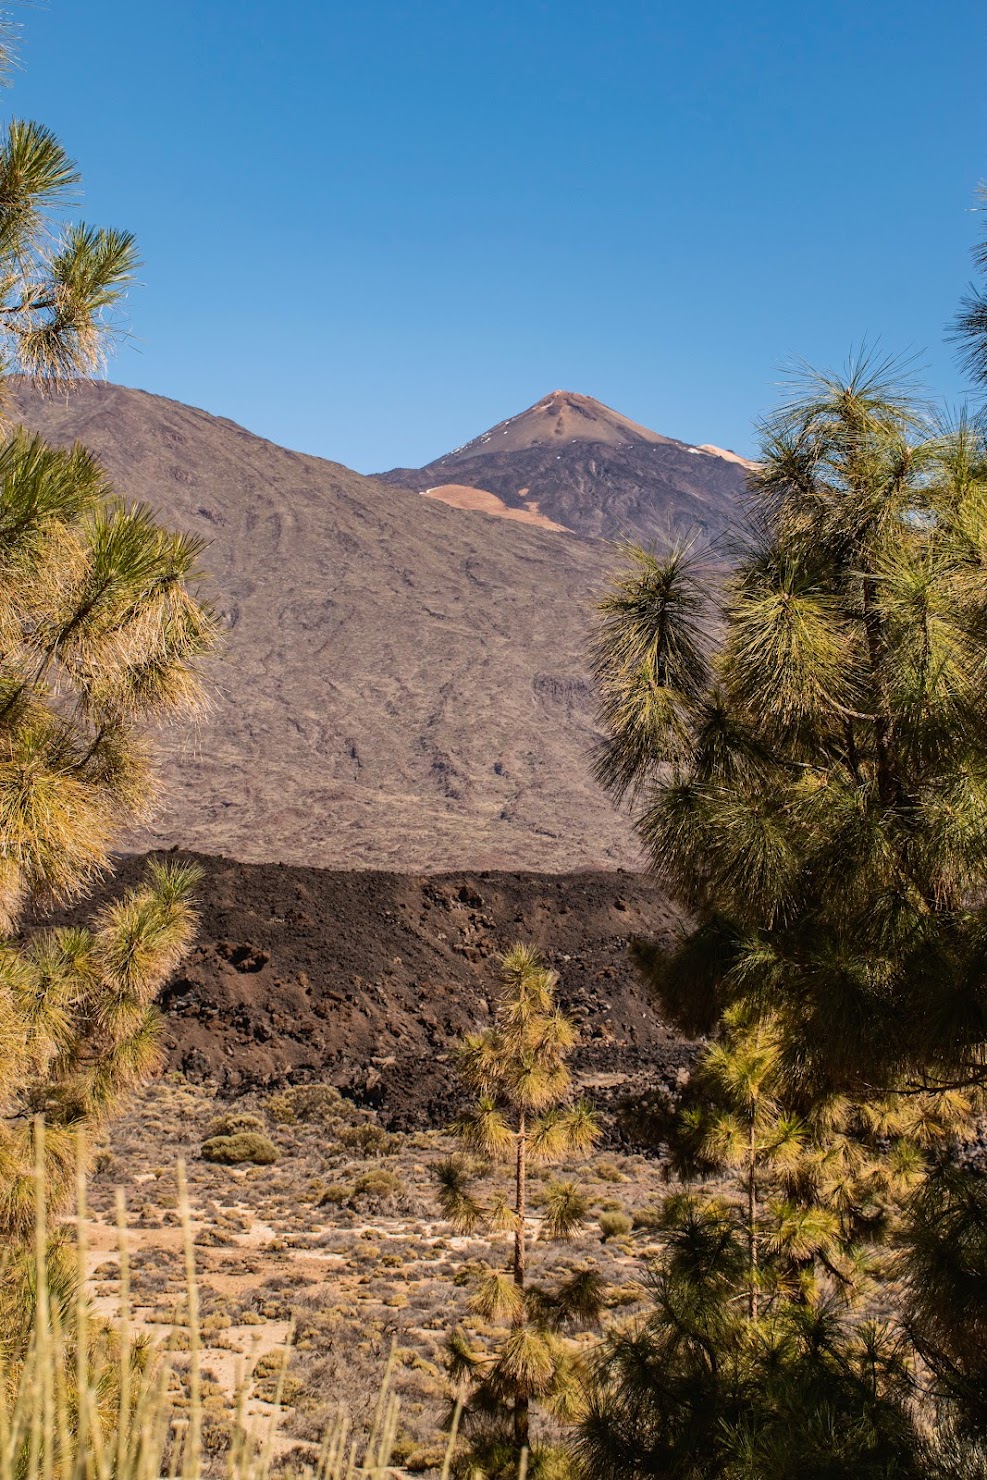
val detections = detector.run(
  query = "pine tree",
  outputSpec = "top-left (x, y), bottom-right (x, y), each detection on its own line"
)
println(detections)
top-left (675, 1009), bottom-right (843, 1320)
top-left (0, 18), bottom-right (216, 1237)
top-left (589, 357), bottom-right (987, 1462)
top-left (685, 1008), bottom-right (807, 1319)
top-left (435, 945), bottom-right (601, 1477)
top-left (591, 360), bottom-right (987, 1100)
top-left (578, 1191), bottom-right (922, 1480)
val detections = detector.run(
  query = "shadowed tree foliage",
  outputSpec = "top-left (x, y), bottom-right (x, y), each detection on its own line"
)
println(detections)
top-left (577, 1195), bottom-right (922, 1480)
top-left (592, 360), bottom-right (987, 1100)
top-left (434, 945), bottom-right (601, 1478)
top-left (0, 19), bottom-right (216, 1238)
top-left (903, 1157), bottom-right (987, 1441)
top-left (663, 1006), bottom-right (967, 1322)
top-left (574, 1009), bottom-right (960, 1479)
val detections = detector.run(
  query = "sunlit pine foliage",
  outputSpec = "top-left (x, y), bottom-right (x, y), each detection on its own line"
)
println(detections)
top-left (434, 946), bottom-right (601, 1478)
top-left (0, 9), bottom-right (138, 394)
top-left (0, 16), bottom-right (217, 1240)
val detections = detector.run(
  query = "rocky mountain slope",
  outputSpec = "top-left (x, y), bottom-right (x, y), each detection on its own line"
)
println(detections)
top-left (379, 389), bottom-right (750, 545)
top-left (8, 380), bottom-right (736, 872)
top-left (7, 380), bottom-right (648, 869)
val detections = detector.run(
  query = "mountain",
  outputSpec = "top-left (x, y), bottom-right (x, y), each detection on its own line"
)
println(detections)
top-left (7, 379), bottom-right (650, 872)
top-left (378, 389), bottom-right (751, 545)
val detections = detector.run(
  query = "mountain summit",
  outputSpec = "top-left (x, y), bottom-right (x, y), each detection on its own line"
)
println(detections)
top-left (379, 391), bottom-right (750, 546)
top-left (450, 389), bottom-right (676, 457)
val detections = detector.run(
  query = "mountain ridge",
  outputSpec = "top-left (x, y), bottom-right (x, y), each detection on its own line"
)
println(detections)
top-left (379, 388), bottom-right (750, 546)
top-left (5, 378), bottom-right (648, 871)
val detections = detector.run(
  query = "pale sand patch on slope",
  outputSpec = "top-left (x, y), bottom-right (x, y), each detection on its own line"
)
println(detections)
top-left (422, 483), bottom-right (570, 532)
top-left (696, 443), bottom-right (757, 469)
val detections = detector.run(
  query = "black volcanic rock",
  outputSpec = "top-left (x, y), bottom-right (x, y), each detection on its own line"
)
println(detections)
top-left (379, 389), bottom-right (750, 546)
top-left (33, 851), bottom-right (691, 1128)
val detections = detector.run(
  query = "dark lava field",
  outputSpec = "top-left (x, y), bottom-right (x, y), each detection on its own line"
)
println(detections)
top-left (36, 853), bottom-right (692, 1129)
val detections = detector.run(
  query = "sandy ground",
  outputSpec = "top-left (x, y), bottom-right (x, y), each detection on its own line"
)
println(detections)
top-left (422, 484), bottom-right (570, 531)
top-left (80, 1075), bottom-right (675, 1469)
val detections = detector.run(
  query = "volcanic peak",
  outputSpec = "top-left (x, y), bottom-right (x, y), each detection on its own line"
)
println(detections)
top-left (444, 389), bottom-right (677, 462)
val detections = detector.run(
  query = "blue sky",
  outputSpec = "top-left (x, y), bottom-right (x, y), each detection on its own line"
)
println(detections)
top-left (10, 0), bottom-right (987, 470)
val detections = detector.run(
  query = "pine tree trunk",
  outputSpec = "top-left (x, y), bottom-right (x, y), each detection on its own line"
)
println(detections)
top-left (748, 1114), bottom-right (758, 1322)
top-left (861, 572), bottom-right (896, 805)
top-left (513, 1112), bottom-right (529, 1450)
top-left (514, 1394), bottom-right (530, 1450)
top-left (514, 1111), bottom-right (527, 1294)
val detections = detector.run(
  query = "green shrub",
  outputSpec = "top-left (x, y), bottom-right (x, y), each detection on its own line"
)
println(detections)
top-left (318, 1183), bottom-right (353, 1207)
top-left (409, 1445), bottom-right (450, 1472)
top-left (631, 1205), bottom-right (663, 1230)
top-left (453, 1260), bottom-right (491, 1287)
top-left (351, 1169), bottom-right (403, 1204)
top-left (338, 1123), bottom-right (397, 1157)
top-left (206, 1111), bottom-right (266, 1139)
top-left (201, 1132), bottom-right (278, 1166)
top-left (268, 1083), bottom-right (345, 1126)
top-left (249, 1350), bottom-right (303, 1404)
top-left (607, 1281), bottom-right (646, 1307)
top-left (599, 1211), bottom-right (633, 1241)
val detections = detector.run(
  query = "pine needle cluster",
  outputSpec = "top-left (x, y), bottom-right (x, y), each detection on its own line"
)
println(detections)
top-left (434, 946), bottom-right (601, 1478)
top-left (0, 25), bottom-right (139, 393)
